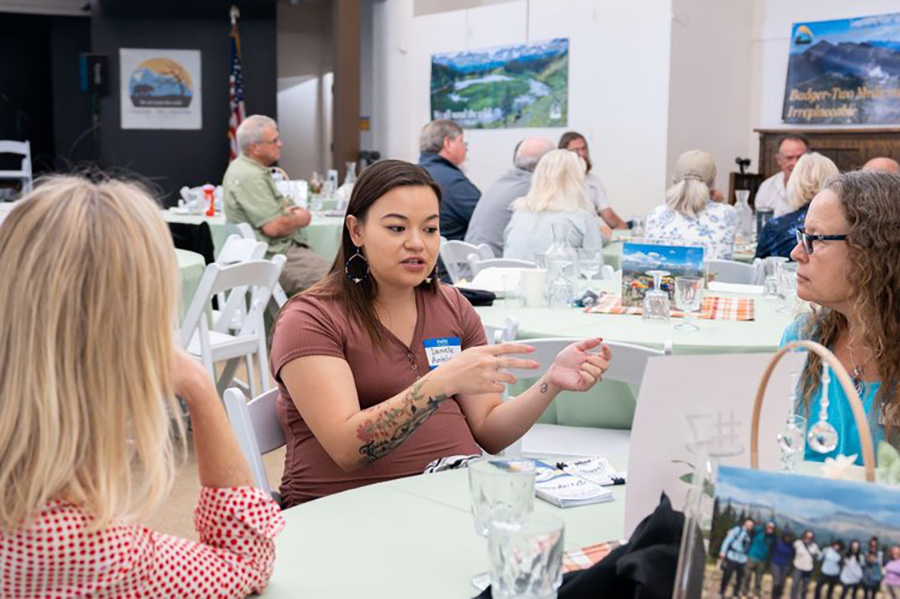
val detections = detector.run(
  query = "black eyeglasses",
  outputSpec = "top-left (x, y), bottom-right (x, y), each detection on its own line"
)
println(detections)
top-left (795, 227), bottom-right (847, 255)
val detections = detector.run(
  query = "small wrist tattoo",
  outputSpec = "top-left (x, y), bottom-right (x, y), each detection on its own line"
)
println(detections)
top-left (540, 383), bottom-right (548, 393)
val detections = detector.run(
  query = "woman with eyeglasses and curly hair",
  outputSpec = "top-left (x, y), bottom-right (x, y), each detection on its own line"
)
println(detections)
top-left (782, 170), bottom-right (900, 464)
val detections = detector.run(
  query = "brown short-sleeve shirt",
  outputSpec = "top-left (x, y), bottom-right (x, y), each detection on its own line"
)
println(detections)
top-left (270, 284), bottom-right (486, 506)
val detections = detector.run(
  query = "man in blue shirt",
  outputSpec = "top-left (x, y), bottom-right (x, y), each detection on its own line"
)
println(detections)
top-left (719, 518), bottom-right (755, 598)
top-left (417, 119), bottom-right (481, 241)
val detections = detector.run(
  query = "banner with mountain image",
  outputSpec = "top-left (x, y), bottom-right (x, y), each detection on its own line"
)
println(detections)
top-left (120, 49), bottom-right (202, 130)
top-left (430, 38), bottom-right (568, 129)
top-left (783, 13), bottom-right (900, 125)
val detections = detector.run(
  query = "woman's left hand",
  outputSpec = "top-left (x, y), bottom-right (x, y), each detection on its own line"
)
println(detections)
top-left (546, 338), bottom-right (611, 392)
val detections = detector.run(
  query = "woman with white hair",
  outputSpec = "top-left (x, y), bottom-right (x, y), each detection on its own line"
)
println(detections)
top-left (645, 149), bottom-right (737, 260)
top-left (503, 148), bottom-right (606, 260)
top-left (0, 176), bottom-right (283, 597)
top-left (756, 152), bottom-right (839, 259)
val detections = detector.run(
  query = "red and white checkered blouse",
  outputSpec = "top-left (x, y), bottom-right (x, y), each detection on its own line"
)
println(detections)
top-left (0, 486), bottom-right (285, 598)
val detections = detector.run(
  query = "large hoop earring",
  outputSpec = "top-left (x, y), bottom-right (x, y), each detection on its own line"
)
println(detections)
top-left (345, 246), bottom-right (370, 284)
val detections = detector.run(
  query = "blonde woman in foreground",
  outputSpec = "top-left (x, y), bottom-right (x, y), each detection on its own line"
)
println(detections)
top-left (0, 177), bottom-right (284, 597)
top-left (503, 148), bottom-right (607, 260)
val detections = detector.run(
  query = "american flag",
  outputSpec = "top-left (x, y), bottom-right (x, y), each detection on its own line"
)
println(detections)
top-left (228, 17), bottom-right (246, 161)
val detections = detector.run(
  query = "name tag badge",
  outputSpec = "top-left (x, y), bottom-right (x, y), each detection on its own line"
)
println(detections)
top-left (423, 337), bottom-right (462, 370)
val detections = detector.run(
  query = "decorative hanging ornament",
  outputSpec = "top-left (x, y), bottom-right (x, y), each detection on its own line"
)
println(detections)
top-left (808, 362), bottom-right (839, 453)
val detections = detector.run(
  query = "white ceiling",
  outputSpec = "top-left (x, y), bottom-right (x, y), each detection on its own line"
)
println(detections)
top-left (0, 0), bottom-right (89, 16)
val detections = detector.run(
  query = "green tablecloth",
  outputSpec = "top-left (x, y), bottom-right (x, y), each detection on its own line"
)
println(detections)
top-left (162, 209), bottom-right (344, 262)
top-left (263, 465), bottom-right (626, 599)
top-left (176, 248), bottom-right (205, 317)
top-left (476, 281), bottom-right (798, 429)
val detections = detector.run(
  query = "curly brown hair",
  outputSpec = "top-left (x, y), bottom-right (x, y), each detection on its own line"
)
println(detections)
top-left (799, 171), bottom-right (900, 429)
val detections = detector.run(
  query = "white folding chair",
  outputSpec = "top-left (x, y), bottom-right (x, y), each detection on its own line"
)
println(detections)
top-left (505, 338), bottom-right (672, 458)
top-left (599, 264), bottom-right (616, 281)
top-left (440, 238), bottom-right (493, 283)
top-left (467, 255), bottom-right (536, 277)
top-left (0, 140), bottom-right (32, 196)
top-left (483, 316), bottom-right (519, 345)
top-left (228, 221), bottom-right (290, 315)
top-left (179, 256), bottom-right (285, 397)
top-left (224, 387), bottom-right (285, 501)
top-left (705, 259), bottom-right (757, 284)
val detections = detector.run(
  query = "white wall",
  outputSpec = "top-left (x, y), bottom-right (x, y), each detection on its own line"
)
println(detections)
top-left (276, 1), bottom-right (333, 179)
top-left (748, 0), bottom-right (900, 164)
top-left (667, 0), bottom-right (754, 195)
top-left (372, 0), bottom-right (674, 218)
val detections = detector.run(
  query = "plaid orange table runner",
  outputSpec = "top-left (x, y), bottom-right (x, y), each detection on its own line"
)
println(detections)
top-left (584, 293), bottom-right (755, 321)
top-left (562, 540), bottom-right (621, 572)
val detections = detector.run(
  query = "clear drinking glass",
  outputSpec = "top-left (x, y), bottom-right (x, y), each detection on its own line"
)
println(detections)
top-left (777, 414), bottom-right (807, 472)
top-left (776, 262), bottom-right (798, 313)
top-left (642, 270), bottom-right (671, 323)
top-left (674, 276), bottom-right (704, 331)
top-left (489, 513), bottom-right (565, 599)
top-left (469, 459), bottom-right (536, 591)
top-left (578, 248), bottom-right (602, 281)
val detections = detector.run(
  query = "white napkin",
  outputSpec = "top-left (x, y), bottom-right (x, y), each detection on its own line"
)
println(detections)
top-left (708, 281), bottom-right (764, 295)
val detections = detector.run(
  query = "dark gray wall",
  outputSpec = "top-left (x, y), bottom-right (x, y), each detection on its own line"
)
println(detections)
top-left (50, 17), bottom-right (94, 170)
top-left (90, 6), bottom-right (276, 203)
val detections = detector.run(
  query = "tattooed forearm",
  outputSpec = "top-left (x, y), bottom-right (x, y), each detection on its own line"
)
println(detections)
top-left (355, 379), bottom-right (448, 466)
top-left (540, 383), bottom-right (548, 393)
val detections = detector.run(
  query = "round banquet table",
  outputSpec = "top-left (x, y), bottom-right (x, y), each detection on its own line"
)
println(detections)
top-left (162, 209), bottom-right (344, 262)
top-left (176, 248), bottom-right (205, 317)
top-left (476, 281), bottom-right (796, 356)
top-left (260, 462), bottom-right (627, 599)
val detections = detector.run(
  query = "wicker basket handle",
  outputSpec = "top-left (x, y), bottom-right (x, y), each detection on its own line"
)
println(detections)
top-left (749, 340), bottom-right (876, 482)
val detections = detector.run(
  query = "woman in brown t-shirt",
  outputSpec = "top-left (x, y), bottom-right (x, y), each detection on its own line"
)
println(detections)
top-left (270, 159), bottom-right (612, 506)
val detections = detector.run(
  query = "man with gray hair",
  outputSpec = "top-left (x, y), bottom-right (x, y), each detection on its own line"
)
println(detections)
top-left (465, 137), bottom-right (555, 257)
top-left (223, 114), bottom-right (329, 296)
top-left (417, 119), bottom-right (481, 240)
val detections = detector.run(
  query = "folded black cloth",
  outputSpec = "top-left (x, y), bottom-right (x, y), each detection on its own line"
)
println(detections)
top-left (457, 287), bottom-right (496, 307)
top-left (478, 493), bottom-right (702, 599)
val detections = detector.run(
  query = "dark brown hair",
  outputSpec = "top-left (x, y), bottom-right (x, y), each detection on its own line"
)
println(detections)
top-left (298, 159), bottom-right (442, 345)
top-left (799, 171), bottom-right (900, 428)
top-left (558, 131), bottom-right (592, 173)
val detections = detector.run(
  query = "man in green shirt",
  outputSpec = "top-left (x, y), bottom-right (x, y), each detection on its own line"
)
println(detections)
top-left (223, 114), bottom-right (329, 296)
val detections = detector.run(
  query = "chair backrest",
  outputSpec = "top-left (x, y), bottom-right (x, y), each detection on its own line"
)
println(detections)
top-left (0, 140), bottom-right (32, 194)
top-left (440, 239), bottom-right (494, 282)
top-left (467, 255), bottom-right (536, 277)
top-left (223, 387), bottom-right (285, 498)
top-left (179, 255), bottom-right (286, 348)
top-left (223, 223), bottom-right (290, 315)
top-left (230, 221), bottom-right (257, 241)
top-left (484, 316), bottom-right (519, 345)
top-left (705, 259), bottom-right (757, 285)
top-left (502, 337), bottom-right (672, 386)
top-left (599, 264), bottom-right (616, 281)
top-left (216, 234), bottom-right (268, 265)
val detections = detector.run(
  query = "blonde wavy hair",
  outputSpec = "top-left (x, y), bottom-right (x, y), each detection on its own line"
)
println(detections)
top-left (799, 171), bottom-right (900, 429)
top-left (512, 149), bottom-right (592, 212)
top-left (786, 152), bottom-right (839, 211)
top-left (0, 176), bottom-right (183, 531)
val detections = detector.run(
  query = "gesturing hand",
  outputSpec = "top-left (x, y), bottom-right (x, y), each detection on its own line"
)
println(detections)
top-left (545, 338), bottom-right (611, 392)
top-left (435, 343), bottom-right (540, 396)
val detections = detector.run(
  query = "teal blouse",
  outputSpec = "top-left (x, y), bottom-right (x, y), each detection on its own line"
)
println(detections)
top-left (780, 319), bottom-right (884, 466)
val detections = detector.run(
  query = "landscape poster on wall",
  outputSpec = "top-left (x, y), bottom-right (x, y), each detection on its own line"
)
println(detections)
top-left (430, 38), bottom-right (568, 129)
top-left (120, 49), bottom-right (202, 130)
top-left (782, 12), bottom-right (900, 125)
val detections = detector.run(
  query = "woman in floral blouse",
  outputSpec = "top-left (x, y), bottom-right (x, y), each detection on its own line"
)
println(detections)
top-left (646, 149), bottom-right (737, 260)
top-left (0, 176), bottom-right (284, 598)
